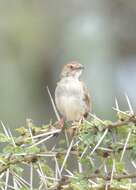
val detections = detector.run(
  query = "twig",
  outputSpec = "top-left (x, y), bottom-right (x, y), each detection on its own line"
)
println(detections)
top-left (106, 120), bottom-right (130, 129)
top-left (87, 173), bottom-right (136, 180)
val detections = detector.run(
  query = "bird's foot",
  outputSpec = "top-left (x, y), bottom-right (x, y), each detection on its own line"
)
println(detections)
top-left (72, 117), bottom-right (84, 126)
top-left (79, 116), bottom-right (86, 124)
top-left (58, 118), bottom-right (65, 128)
top-left (53, 118), bottom-right (65, 129)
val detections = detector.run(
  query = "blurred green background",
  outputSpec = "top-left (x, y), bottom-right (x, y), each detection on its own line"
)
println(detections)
top-left (0, 0), bottom-right (136, 128)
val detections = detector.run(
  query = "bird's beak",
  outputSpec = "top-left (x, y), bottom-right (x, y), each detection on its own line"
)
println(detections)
top-left (82, 65), bottom-right (84, 69)
top-left (79, 65), bottom-right (84, 70)
top-left (73, 64), bottom-right (84, 70)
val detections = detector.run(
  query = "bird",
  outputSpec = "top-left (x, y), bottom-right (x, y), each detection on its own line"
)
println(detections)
top-left (55, 61), bottom-right (91, 124)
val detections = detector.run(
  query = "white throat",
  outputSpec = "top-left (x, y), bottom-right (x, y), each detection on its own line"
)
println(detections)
top-left (73, 70), bottom-right (82, 79)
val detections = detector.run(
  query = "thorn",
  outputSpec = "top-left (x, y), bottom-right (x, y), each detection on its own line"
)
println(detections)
top-left (78, 161), bottom-right (83, 173)
top-left (115, 97), bottom-right (119, 110)
top-left (110, 159), bottom-right (116, 185)
top-left (64, 130), bottom-right (69, 147)
top-left (90, 128), bottom-right (108, 156)
top-left (30, 163), bottom-right (33, 190)
top-left (10, 170), bottom-right (30, 187)
top-left (131, 160), bottom-right (136, 169)
top-left (112, 107), bottom-right (130, 116)
top-left (125, 93), bottom-right (134, 115)
top-left (0, 121), bottom-right (10, 139)
top-left (54, 156), bottom-right (61, 179)
top-left (80, 146), bottom-right (88, 159)
top-left (89, 113), bottom-right (105, 125)
top-left (46, 86), bottom-right (60, 121)
top-left (65, 169), bottom-right (74, 177)
top-left (8, 129), bottom-right (16, 147)
top-left (28, 126), bottom-right (35, 144)
top-left (13, 178), bottom-right (20, 189)
top-left (120, 129), bottom-right (132, 161)
top-left (5, 169), bottom-right (9, 190)
top-left (27, 129), bottom-right (61, 140)
top-left (30, 134), bottom-right (53, 148)
top-left (60, 138), bottom-right (74, 173)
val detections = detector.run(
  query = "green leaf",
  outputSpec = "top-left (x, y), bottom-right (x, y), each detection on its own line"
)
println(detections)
top-left (10, 165), bottom-right (24, 175)
top-left (0, 133), bottom-right (10, 142)
top-left (115, 161), bottom-right (125, 173)
top-left (71, 174), bottom-right (89, 190)
top-left (39, 163), bottom-right (53, 177)
top-left (16, 127), bottom-right (28, 135)
top-left (25, 146), bottom-right (40, 154)
top-left (3, 145), bottom-right (24, 154)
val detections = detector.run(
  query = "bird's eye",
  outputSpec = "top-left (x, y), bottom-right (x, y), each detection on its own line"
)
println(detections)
top-left (70, 65), bottom-right (74, 69)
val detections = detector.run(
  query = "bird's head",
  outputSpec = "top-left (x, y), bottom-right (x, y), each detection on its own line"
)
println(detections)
top-left (60, 61), bottom-right (84, 79)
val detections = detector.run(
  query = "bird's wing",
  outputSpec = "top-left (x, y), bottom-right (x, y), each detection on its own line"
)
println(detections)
top-left (80, 81), bottom-right (91, 117)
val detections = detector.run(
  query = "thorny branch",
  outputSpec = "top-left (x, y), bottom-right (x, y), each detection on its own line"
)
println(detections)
top-left (0, 97), bottom-right (136, 189)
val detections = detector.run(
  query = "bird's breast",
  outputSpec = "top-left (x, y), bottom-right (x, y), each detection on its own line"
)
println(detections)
top-left (56, 78), bottom-right (84, 100)
top-left (55, 78), bottom-right (84, 121)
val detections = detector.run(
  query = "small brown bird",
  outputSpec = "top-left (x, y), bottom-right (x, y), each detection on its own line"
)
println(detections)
top-left (55, 61), bottom-right (91, 122)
